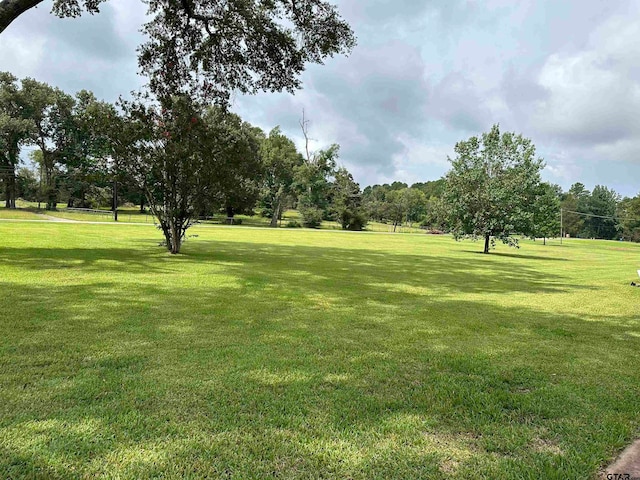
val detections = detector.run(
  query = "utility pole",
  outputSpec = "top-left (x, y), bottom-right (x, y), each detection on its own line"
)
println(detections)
top-left (560, 208), bottom-right (563, 245)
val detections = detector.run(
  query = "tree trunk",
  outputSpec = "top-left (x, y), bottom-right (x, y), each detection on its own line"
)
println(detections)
top-left (158, 215), bottom-right (183, 255)
top-left (543, 237), bottom-right (546, 246)
top-left (4, 167), bottom-right (16, 208)
top-left (226, 205), bottom-right (234, 224)
top-left (44, 157), bottom-right (56, 210)
top-left (484, 235), bottom-right (490, 254)
top-left (0, 0), bottom-right (43, 34)
top-left (270, 199), bottom-right (281, 227)
top-left (113, 180), bottom-right (118, 221)
top-left (169, 225), bottom-right (181, 254)
top-left (140, 193), bottom-right (145, 213)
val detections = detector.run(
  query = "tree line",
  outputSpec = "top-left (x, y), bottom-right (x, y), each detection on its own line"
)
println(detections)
top-left (362, 125), bottom-right (639, 252)
top-left (4, 83), bottom-right (639, 258)
top-left (0, 75), bottom-right (368, 236)
top-left (3, 83), bottom-right (639, 256)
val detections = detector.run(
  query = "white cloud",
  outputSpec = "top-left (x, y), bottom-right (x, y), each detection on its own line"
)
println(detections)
top-left (531, 10), bottom-right (640, 148)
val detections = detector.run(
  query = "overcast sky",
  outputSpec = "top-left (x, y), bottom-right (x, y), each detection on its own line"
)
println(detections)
top-left (1, 0), bottom-right (639, 196)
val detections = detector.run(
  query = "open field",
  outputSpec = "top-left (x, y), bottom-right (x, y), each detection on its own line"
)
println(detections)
top-left (1, 204), bottom-right (422, 232)
top-left (0, 221), bottom-right (639, 478)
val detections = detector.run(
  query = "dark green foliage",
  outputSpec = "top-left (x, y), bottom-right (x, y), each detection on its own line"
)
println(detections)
top-left (120, 95), bottom-right (223, 253)
top-left (14, 166), bottom-right (38, 200)
top-left (294, 144), bottom-right (338, 228)
top-left (299, 205), bottom-right (324, 228)
top-left (583, 185), bottom-right (620, 239)
top-left (331, 167), bottom-right (367, 231)
top-left (532, 182), bottom-right (561, 243)
top-left (0, 72), bottom-right (34, 208)
top-left (139, 0), bottom-right (356, 103)
top-left (617, 195), bottom-right (640, 242)
top-left (259, 127), bottom-right (304, 227)
top-left (362, 183), bottom-right (434, 228)
top-left (410, 179), bottom-right (445, 199)
top-left (203, 108), bottom-right (264, 219)
top-left (444, 124), bottom-right (544, 253)
top-left (384, 188), bottom-right (427, 231)
top-left (19, 78), bottom-right (77, 210)
top-left (560, 183), bottom-right (622, 240)
top-left (560, 183), bottom-right (590, 238)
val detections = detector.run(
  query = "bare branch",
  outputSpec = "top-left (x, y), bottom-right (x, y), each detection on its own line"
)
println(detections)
top-left (300, 108), bottom-right (311, 163)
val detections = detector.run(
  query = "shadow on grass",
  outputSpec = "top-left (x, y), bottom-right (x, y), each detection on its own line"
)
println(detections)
top-left (0, 240), bottom-right (587, 297)
top-left (463, 250), bottom-right (571, 261)
top-left (0, 240), bottom-right (638, 478)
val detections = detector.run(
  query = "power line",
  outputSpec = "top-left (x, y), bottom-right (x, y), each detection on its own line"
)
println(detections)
top-left (562, 209), bottom-right (618, 220)
top-left (562, 208), bottom-right (640, 223)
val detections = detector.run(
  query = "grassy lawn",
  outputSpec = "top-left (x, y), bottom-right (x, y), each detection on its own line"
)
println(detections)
top-left (0, 208), bottom-right (44, 220)
top-left (0, 222), bottom-right (639, 478)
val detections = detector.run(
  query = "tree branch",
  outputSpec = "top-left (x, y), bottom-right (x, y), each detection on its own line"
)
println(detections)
top-left (178, 0), bottom-right (215, 35)
top-left (0, 0), bottom-right (43, 34)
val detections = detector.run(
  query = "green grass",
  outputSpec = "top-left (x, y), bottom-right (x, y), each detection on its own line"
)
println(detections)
top-left (0, 222), bottom-right (639, 479)
top-left (0, 207), bottom-right (43, 220)
top-left (3, 203), bottom-right (425, 233)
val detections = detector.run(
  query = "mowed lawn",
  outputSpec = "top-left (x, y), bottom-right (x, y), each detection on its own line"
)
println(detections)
top-left (0, 223), bottom-right (639, 479)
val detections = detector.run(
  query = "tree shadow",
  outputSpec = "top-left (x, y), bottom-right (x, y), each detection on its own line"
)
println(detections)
top-left (463, 250), bottom-right (570, 261)
top-left (1, 240), bottom-right (638, 479)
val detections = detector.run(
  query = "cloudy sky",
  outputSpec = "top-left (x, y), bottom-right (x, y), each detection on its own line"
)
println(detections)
top-left (2, 0), bottom-right (639, 196)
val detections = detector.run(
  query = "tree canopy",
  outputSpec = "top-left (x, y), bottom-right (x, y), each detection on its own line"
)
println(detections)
top-left (443, 124), bottom-right (544, 254)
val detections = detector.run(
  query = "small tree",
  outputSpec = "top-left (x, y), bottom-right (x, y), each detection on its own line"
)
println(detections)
top-left (121, 95), bottom-right (219, 254)
top-left (294, 113), bottom-right (338, 228)
top-left (584, 185), bottom-right (620, 239)
top-left (260, 127), bottom-right (304, 227)
top-left (294, 146), bottom-right (338, 228)
top-left (532, 182), bottom-right (561, 245)
top-left (618, 195), bottom-right (640, 242)
top-left (204, 111), bottom-right (264, 222)
top-left (444, 124), bottom-right (544, 254)
top-left (331, 167), bottom-right (367, 231)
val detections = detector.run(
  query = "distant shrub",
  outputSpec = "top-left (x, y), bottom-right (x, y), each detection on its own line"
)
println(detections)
top-left (225, 218), bottom-right (243, 225)
top-left (285, 220), bottom-right (302, 228)
top-left (299, 206), bottom-right (323, 228)
top-left (340, 209), bottom-right (367, 231)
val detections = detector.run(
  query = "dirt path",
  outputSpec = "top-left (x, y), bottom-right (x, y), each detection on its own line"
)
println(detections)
top-left (35, 213), bottom-right (78, 223)
top-left (603, 440), bottom-right (640, 479)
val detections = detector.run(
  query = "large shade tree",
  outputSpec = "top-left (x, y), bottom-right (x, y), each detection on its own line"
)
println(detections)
top-left (443, 124), bottom-right (544, 254)
top-left (0, 72), bottom-right (33, 208)
top-left (202, 107), bottom-right (264, 221)
top-left (2, 0), bottom-right (355, 253)
top-left (20, 78), bottom-right (76, 210)
top-left (1, 0), bottom-right (356, 104)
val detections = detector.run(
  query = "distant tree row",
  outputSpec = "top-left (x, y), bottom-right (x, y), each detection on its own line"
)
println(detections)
top-left (560, 183), bottom-right (633, 240)
top-left (362, 180), bottom-right (445, 232)
top-left (0, 74), bottom-right (368, 243)
top-left (363, 125), bottom-right (638, 251)
top-left (3, 77), bottom-right (638, 254)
